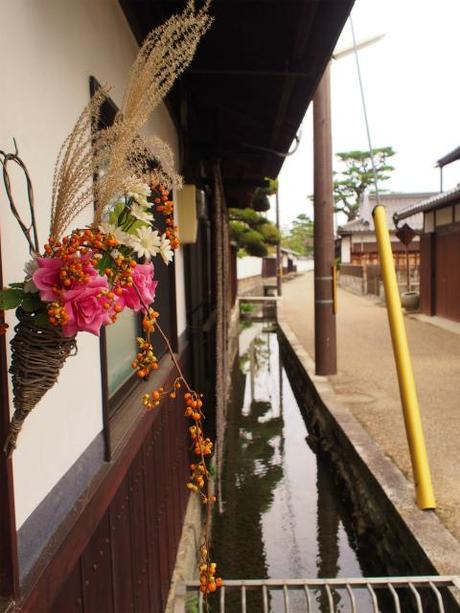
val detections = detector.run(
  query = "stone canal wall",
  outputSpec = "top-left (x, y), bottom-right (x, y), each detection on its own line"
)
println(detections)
top-left (278, 314), bottom-right (460, 610)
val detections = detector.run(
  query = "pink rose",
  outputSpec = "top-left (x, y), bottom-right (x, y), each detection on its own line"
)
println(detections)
top-left (33, 255), bottom-right (98, 302)
top-left (122, 263), bottom-right (158, 312)
top-left (62, 276), bottom-right (110, 337)
top-left (33, 257), bottom-right (63, 301)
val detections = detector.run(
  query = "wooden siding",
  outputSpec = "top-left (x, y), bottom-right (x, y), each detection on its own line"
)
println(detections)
top-left (434, 231), bottom-right (460, 321)
top-left (420, 234), bottom-right (436, 316)
top-left (366, 265), bottom-right (381, 296)
top-left (340, 264), bottom-right (363, 279)
top-left (0, 226), bottom-right (19, 600)
top-left (262, 258), bottom-right (277, 278)
top-left (19, 377), bottom-right (190, 613)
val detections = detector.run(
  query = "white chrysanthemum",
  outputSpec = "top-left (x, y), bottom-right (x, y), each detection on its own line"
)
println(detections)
top-left (24, 258), bottom-right (39, 293)
top-left (159, 233), bottom-right (174, 265)
top-left (127, 183), bottom-right (151, 206)
top-left (130, 202), bottom-right (154, 222)
top-left (131, 226), bottom-right (161, 260)
top-left (99, 222), bottom-right (130, 246)
top-left (110, 248), bottom-right (123, 260)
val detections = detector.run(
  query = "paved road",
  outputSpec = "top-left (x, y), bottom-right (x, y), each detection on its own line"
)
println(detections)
top-left (281, 272), bottom-right (460, 541)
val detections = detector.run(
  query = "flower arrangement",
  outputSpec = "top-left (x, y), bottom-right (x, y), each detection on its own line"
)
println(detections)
top-left (0, 0), bottom-right (221, 600)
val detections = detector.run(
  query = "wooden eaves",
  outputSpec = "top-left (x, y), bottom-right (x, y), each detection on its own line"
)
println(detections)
top-left (119, 0), bottom-right (356, 206)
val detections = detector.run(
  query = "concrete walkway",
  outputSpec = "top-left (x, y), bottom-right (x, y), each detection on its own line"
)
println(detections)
top-left (281, 272), bottom-right (460, 543)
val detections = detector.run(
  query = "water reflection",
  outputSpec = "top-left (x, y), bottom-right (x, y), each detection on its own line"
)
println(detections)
top-left (212, 324), bottom-right (376, 612)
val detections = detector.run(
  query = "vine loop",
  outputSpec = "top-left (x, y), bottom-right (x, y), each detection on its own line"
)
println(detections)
top-left (0, 141), bottom-right (39, 255)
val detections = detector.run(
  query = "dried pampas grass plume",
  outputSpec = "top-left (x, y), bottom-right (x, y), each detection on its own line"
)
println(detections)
top-left (50, 0), bottom-right (212, 237)
top-left (93, 0), bottom-right (212, 224)
top-left (122, 0), bottom-right (212, 134)
top-left (49, 87), bottom-right (110, 240)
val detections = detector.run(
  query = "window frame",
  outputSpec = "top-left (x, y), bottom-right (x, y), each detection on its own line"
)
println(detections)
top-left (89, 76), bottom-right (178, 459)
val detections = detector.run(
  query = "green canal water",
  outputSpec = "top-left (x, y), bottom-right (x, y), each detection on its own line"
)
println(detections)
top-left (210, 323), bottom-right (376, 612)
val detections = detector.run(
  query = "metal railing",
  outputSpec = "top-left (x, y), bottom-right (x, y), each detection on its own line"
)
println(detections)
top-left (174, 576), bottom-right (460, 612)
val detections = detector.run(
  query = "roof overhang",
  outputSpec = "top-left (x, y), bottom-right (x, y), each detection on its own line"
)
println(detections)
top-left (436, 146), bottom-right (460, 168)
top-left (394, 187), bottom-right (460, 224)
top-left (119, 0), bottom-right (355, 200)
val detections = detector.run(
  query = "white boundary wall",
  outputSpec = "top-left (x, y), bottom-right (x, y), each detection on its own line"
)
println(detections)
top-left (237, 256), bottom-right (262, 279)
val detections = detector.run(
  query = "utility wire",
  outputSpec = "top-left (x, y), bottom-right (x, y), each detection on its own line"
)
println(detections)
top-left (349, 15), bottom-right (381, 204)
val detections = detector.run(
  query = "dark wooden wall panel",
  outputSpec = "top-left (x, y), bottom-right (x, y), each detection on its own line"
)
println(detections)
top-left (43, 371), bottom-right (191, 613)
top-left (435, 231), bottom-right (460, 321)
top-left (420, 234), bottom-right (435, 316)
top-left (143, 431), bottom-right (162, 613)
top-left (109, 481), bottom-right (135, 613)
top-left (128, 453), bottom-right (151, 612)
top-left (50, 561), bottom-right (83, 613)
top-left (153, 408), bottom-right (171, 605)
top-left (81, 512), bottom-right (114, 613)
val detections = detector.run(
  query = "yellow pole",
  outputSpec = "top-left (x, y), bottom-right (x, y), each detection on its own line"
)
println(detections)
top-left (332, 263), bottom-right (337, 315)
top-left (373, 205), bottom-right (435, 509)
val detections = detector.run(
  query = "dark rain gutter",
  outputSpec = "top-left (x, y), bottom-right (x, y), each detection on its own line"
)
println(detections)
top-left (436, 145), bottom-right (460, 168)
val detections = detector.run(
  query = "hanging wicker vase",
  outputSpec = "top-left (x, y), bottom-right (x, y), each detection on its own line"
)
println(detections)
top-left (4, 308), bottom-right (77, 456)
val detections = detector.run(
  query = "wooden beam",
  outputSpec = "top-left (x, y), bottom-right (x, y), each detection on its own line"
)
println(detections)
top-left (189, 68), bottom-right (313, 77)
top-left (267, 2), bottom-right (318, 156)
top-left (0, 226), bottom-right (19, 601)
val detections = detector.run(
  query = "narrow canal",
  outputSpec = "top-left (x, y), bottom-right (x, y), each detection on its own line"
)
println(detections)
top-left (210, 322), bottom-right (377, 612)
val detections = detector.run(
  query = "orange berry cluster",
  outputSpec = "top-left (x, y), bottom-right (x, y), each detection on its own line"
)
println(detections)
top-left (44, 228), bottom-right (117, 259)
top-left (142, 380), bottom-right (182, 411)
top-left (184, 391), bottom-right (203, 420)
top-left (150, 183), bottom-right (180, 250)
top-left (99, 289), bottom-right (124, 323)
top-left (58, 258), bottom-right (92, 288)
top-left (199, 550), bottom-right (223, 595)
top-left (190, 427), bottom-right (213, 458)
top-left (109, 254), bottom-right (137, 289)
top-left (142, 387), bottom-right (163, 410)
top-left (187, 462), bottom-right (206, 493)
top-left (139, 379), bottom-right (221, 595)
top-left (131, 337), bottom-right (158, 379)
top-left (184, 392), bottom-right (214, 494)
top-left (47, 302), bottom-right (70, 327)
top-left (142, 308), bottom-right (159, 334)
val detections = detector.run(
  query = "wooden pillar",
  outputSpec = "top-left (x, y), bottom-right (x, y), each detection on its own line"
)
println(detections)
top-left (0, 228), bottom-right (19, 600)
top-left (313, 65), bottom-right (337, 375)
top-left (275, 190), bottom-right (282, 296)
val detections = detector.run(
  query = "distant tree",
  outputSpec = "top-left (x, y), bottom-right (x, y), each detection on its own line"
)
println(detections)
top-left (333, 147), bottom-right (395, 221)
top-left (251, 178), bottom-right (279, 212)
top-left (229, 208), bottom-right (280, 257)
top-left (282, 213), bottom-right (314, 256)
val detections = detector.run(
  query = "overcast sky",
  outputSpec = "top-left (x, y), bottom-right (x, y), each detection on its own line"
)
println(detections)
top-left (274, 0), bottom-right (460, 230)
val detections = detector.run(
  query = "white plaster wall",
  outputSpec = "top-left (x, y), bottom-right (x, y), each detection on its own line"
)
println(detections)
top-left (436, 206), bottom-right (454, 227)
top-left (237, 256), bottom-right (262, 280)
top-left (296, 258), bottom-right (314, 273)
top-left (425, 211), bottom-right (435, 233)
top-left (455, 204), bottom-right (460, 224)
top-left (351, 232), bottom-right (419, 245)
top-left (0, 0), bottom-right (182, 527)
top-left (341, 236), bottom-right (351, 263)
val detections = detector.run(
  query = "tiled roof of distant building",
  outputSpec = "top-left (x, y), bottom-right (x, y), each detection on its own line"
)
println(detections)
top-left (338, 191), bottom-right (435, 234)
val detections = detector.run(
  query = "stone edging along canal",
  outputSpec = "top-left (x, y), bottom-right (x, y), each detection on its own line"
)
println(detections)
top-left (277, 312), bottom-right (460, 595)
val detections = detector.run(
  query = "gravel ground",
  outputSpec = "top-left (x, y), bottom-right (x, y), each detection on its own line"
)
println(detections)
top-left (281, 271), bottom-right (460, 542)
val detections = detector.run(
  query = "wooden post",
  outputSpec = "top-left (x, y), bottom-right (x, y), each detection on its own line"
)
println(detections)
top-left (313, 65), bottom-right (337, 375)
top-left (275, 190), bottom-right (282, 296)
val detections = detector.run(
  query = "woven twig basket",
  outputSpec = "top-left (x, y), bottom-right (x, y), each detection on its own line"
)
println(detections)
top-left (4, 308), bottom-right (77, 456)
